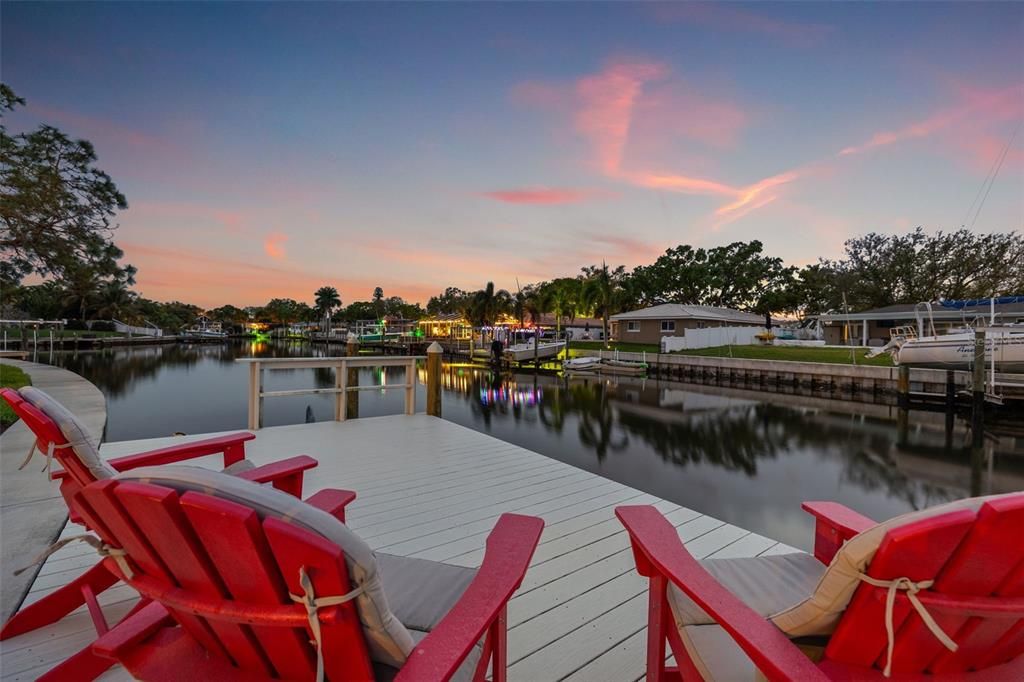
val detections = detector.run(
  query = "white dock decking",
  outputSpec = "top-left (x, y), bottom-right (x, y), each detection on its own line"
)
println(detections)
top-left (0, 415), bottom-right (798, 681)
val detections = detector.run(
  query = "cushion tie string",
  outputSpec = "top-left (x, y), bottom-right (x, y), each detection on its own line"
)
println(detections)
top-left (18, 439), bottom-right (74, 476)
top-left (856, 574), bottom-right (958, 677)
top-left (288, 566), bottom-right (365, 682)
top-left (14, 534), bottom-right (133, 579)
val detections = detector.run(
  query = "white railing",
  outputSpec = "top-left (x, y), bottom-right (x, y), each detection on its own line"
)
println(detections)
top-left (236, 356), bottom-right (423, 429)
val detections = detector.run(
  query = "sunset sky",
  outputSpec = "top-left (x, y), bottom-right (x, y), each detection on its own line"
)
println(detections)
top-left (4, 2), bottom-right (1023, 308)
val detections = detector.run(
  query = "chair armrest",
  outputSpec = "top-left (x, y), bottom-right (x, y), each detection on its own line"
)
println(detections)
top-left (395, 513), bottom-right (544, 681)
top-left (107, 432), bottom-right (255, 472)
top-left (616, 505), bottom-right (828, 682)
top-left (801, 501), bottom-right (876, 564)
top-left (305, 488), bottom-right (357, 522)
top-left (233, 455), bottom-right (318, 497)
top-left (92, 602), bottom-right (173, 661)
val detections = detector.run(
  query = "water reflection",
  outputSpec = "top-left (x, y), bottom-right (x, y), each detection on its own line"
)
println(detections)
top-left (40, 341), bottom-right (1023, 549)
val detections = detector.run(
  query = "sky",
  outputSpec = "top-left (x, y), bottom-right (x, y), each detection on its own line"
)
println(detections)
top-left (4, 2), bottom-right (1023, 309)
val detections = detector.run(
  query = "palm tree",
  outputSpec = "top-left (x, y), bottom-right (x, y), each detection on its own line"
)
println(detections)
top-left (95, 280), bottom-right (138, 321)
top-left (525, 287), bottom-right (552, 365)
top-left (466, 282), bottom-right (511, 346)
top-left (543, 279), bottom-right (577, 338)
top-left (582, 262), bottom-right (627, 346)
top-left (60, 263), bottom-right (102, 320)
top-left (314, 286), bottom-right (341, 333)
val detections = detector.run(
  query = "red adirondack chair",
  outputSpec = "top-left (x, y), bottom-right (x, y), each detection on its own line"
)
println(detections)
top-left (617, 493), bottom-right (1024, 681)
top-left (0, 386), bottom-right (354, 681)
top-left (66, 467), bottom-right (543, 681)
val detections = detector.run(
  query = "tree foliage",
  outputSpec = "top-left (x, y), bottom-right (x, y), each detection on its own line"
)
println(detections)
top-left (1, 84), bottom-right (131, 287)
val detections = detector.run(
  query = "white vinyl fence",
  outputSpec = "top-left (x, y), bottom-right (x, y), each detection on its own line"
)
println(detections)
top-left (661, 326), bottom-right (767, 352)
top-left (108, 319), bottom-right (164, 337)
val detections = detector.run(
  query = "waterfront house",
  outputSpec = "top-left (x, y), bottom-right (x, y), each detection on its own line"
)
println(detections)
top-left (609, 303), bottom-right (765, 344)
top-left (817, 299), bottom-right (1024, 346)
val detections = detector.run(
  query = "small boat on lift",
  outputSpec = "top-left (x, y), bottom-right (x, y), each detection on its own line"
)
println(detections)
top-left (563, 352), bottom-right (647, 376)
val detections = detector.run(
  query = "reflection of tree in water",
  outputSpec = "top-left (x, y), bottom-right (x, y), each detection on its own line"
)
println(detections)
top-left (615, 403), bottom-right (792, 475)
top-left (571, 382), bottom-right (628, 461)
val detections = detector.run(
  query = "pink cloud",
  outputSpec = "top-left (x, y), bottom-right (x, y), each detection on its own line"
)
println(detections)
top-left (263, 232), bottom-right (288, 260)
top-left (479, 188), bottom-right (615, 205)
top-left (838, 82), bottom-right (1024, 165)
top-left (213, 210), bottom-right (245, 233)
top-left (573, 59), bottom-right (670, 175)
top-left (649, 3), bottom-right (834, 47)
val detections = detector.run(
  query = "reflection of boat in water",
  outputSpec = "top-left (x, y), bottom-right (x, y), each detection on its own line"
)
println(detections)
top-left (504, 341), bottom-right (565, 362)
top-left (866, 298), bottom-right (1024, 371)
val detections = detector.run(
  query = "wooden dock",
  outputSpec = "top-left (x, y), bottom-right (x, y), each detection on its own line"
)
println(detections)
top-left (0, 415), bottom-right (796, 681)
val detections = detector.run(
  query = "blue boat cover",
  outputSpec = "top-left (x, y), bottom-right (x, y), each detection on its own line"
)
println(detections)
top-left (939, 296), bottom-right (1024, 309)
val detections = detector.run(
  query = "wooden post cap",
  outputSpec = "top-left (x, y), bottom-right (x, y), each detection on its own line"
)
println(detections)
top-left (427, 342), bottom-right (443, 354)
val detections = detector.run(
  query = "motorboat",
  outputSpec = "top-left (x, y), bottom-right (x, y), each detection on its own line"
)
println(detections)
top-left (563, 356), bottom-right (603, 371)
top-left (563, 353), bottom-right (647, 375)
top-left (504, 340), bottom-right (565, 362)
top-left (182, 316), bottom-right (227, 339)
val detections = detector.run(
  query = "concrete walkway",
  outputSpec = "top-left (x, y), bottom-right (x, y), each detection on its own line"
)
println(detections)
top-left (0, 360), bottom-right (106, 622)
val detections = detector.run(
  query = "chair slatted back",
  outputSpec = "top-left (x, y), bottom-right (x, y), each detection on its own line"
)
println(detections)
top-left (74, 479), bottom-right (374, 681)
top-left (825, 497), bottom-right (1024, 675)
top-left (0, 388), bottom-right (99, 487)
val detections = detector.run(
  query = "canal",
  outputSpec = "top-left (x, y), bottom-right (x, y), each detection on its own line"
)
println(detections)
top-left (36, 339), bottom-right (1024, 550)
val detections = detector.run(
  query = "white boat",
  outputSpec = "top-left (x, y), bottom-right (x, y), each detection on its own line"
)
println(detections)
top-left (886, 327), bottom-right (1024, 371)
top-left (563, 356), bottom-right (603, 371)
top-left (504, 341), bottom-right (565, 362)
top-left (563, 354), bottom-right (648, 375)
top-left (866, 299), bottom-right (1024, 371)
top-left (183, 316), bottom-right (227, 339)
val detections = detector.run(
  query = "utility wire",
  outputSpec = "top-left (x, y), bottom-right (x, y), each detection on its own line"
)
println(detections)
top-left (967, 117), bottom-right (1022, 230)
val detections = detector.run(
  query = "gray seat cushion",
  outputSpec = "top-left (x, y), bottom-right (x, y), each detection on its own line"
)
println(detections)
top-left (666, 552), bottom-right (825, 681)
top-left (669, 552), bottom-right (825, 626)
top-left (20, 386), bottom-right (115, 479)
top-left (374, 554), bottom-right (482, 681)
top-left (377, 553), bottom-right (477, 632)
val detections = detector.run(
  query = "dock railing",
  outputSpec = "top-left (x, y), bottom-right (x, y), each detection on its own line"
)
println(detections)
top-left (236, 356), bottom-right (424, 429)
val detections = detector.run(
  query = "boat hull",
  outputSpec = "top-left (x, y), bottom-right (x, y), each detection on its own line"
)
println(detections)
top-left (896, 331), bottom-right (1024, 372)
top-left (504, 342), bottom-right (565, 362)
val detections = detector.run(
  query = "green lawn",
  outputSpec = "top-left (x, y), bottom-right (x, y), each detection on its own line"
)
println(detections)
top-left (567, 340), bottom-right (661, 354)
top-left (0, 327), bottom-right (120, 339)
top-left (670, 344), bottom-right (894, 366)
top-left (0, 364), bottom-right (31, 429)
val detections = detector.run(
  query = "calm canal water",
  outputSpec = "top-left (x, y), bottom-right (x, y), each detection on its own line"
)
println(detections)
top-left (37, 340), bottom-right (1023, 550)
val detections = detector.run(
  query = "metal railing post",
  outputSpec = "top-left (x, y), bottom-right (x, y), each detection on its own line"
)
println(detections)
top-left (405, 358), bottom-right (416, 415)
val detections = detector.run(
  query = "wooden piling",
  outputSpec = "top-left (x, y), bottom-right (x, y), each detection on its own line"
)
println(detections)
top-left (897, 365), bottom-right (910, 409)
top-left (426, 342), bottom-right (442, 418)
top-left (972, 330), bottom-right (985, 448)
top-left (346, 334), bottom-right (359, 420)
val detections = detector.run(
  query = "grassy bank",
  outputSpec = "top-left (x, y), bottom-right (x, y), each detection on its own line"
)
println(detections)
top-left (0, 364), bottom-right (31, 429)
top-left (670, 344), bottom-right (894, 366)
top-left (0, 327), bottom-right (120, 339)
top-left (568, 341), bottom-right (660, 353)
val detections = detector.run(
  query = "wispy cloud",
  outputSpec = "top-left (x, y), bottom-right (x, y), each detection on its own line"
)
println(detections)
top-left (838, 82), bottom-right (1024, 163)
top-left (263, 232), bottom-right (288, 260)
top-left (480, 188), bottom-right (615, 205)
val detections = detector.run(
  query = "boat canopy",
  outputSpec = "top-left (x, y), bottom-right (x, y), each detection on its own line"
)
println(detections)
top-left (939, 295), bottom-right (1024, 309)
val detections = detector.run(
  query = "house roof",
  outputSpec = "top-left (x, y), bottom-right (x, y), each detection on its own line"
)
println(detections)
top-left (819, 300), bottom-right (1024, 322)
top-left (610, 303), bottom-right (765, 325)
